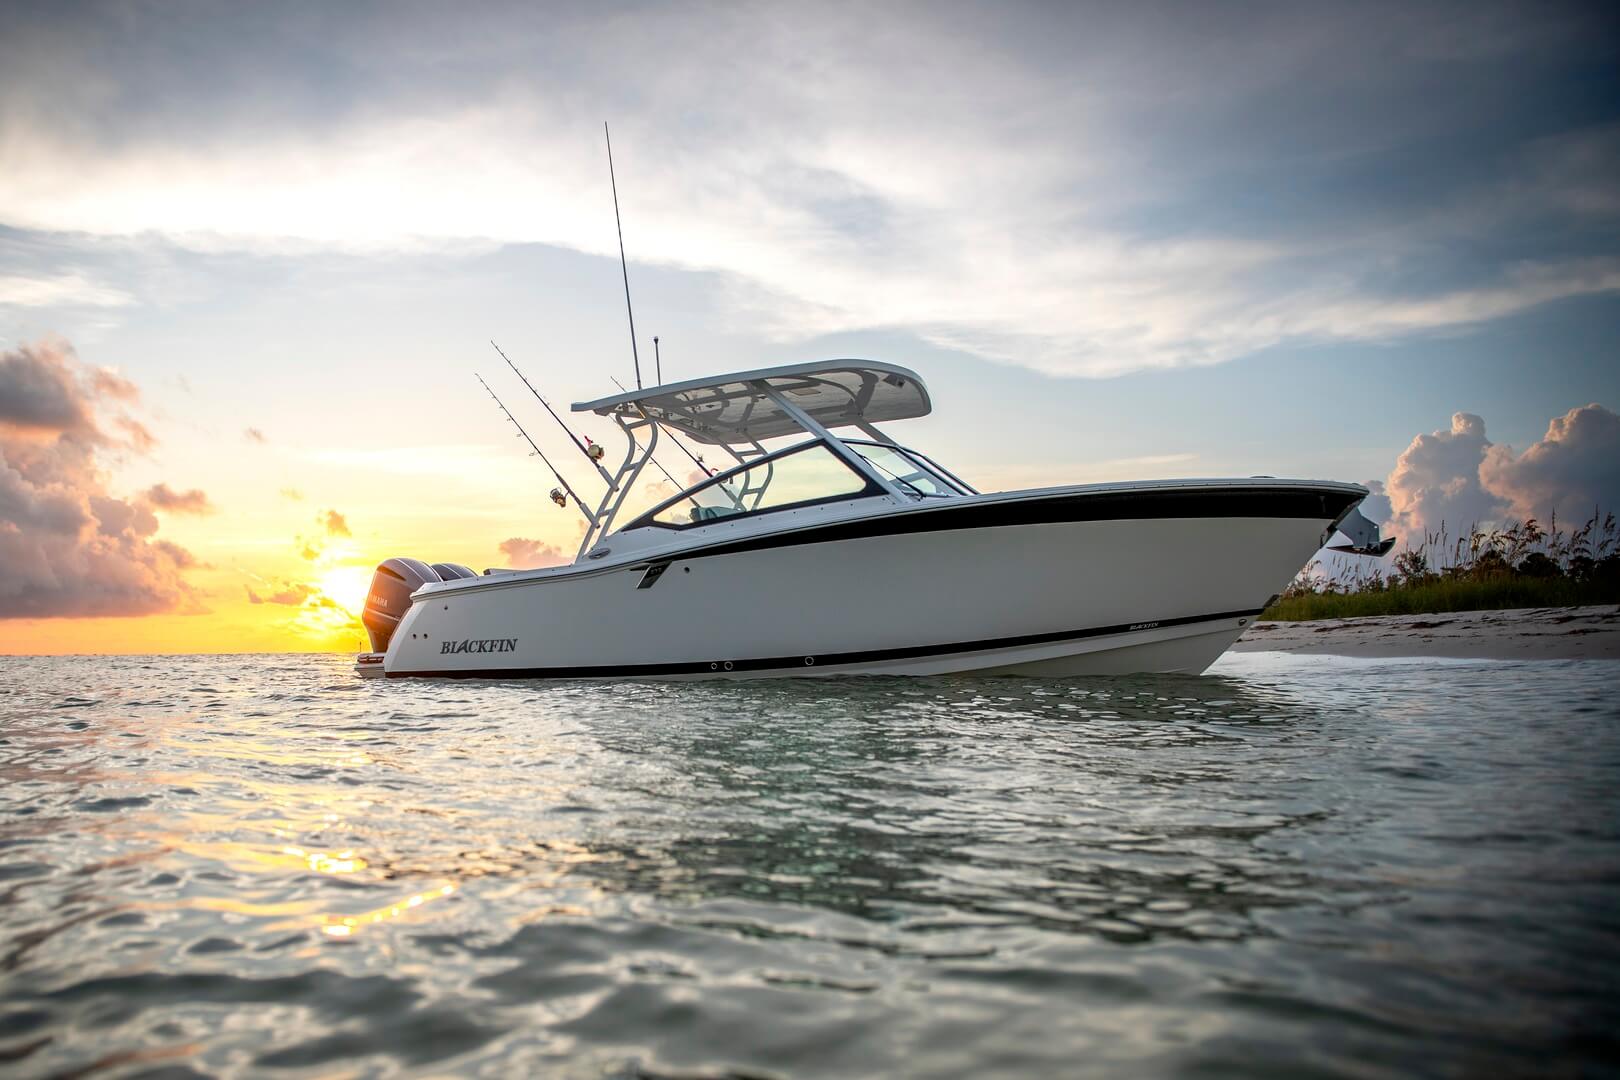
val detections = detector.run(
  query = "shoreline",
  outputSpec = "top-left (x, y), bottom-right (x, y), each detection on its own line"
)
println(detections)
top-left (1233, 605), bottom-right (1620, 661)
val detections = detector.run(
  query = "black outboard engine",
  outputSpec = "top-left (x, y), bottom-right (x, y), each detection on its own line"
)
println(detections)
top-left (431, 563), bottom-right (477, 581)
top-left (362, 557), bottom-right (442, 653)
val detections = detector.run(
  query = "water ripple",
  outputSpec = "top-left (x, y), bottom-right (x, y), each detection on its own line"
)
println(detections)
top-left (0, 652), bottom-right (1616, 1077)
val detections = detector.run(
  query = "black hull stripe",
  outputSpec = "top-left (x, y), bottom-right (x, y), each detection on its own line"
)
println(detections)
top-left (384, 606), bottom-right (1266, 680)
top-left (424, 486), bottom-right (1362, 600)
top-left (653, 486), bottom-right (1360, 563)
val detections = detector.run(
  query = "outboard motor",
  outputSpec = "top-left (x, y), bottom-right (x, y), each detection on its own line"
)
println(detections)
top-left (431, 563), bottom-right (477, 581)
top-left (362, 557), bottom-right (442, 653)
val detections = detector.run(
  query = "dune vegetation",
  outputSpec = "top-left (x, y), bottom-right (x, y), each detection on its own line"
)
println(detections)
top-left (1261, 512), bottom-right (1620, 621)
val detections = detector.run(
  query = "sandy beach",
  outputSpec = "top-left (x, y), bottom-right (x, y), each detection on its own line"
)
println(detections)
top-left (1233, 605), bottom-right (1620, 660)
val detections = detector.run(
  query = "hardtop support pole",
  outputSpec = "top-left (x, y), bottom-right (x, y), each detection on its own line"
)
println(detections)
top-left (577, 414), bottom-right (660, 560)
top-left (753, 381), bottom-right (906, 501)
top-left (854, 421), bottom-right (899, 447)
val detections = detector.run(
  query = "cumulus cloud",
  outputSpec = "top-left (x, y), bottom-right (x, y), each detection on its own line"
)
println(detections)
top-left (0, 339), bottom-right (200, 618)
top-left (141, 482), bottom-right (214, 515)
top-left (0, 343), bottom-right (99, 434)
top-left (498, 537), bottom-right (566, 569)
top-left (1378, 404), bottom-right (1620, 539)
top-left (1480, 404), bottom-right (1620, 523)
top-left (1384, 413), bottom-right (1507, 538)
top-left (244, 427), bottom-right (266, 443)
top-left (1357, 479), bottom-right (1393, 528)
top-left (321, 509), bottom-right (350, 537)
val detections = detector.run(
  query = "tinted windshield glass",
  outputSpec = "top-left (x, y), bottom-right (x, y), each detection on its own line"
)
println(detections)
top-left (846, 442), bottom-right (963, 498)
top-left (640, 441), bottom-right (875, 528)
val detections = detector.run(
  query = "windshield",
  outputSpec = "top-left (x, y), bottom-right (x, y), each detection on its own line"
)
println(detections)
top-left (845, 441), bottom-right (968, 498)
top-left (633, 440), bottom-right (879, 529)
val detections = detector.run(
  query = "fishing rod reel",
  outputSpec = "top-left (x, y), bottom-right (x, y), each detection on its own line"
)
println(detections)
top-left (550, 487), bottom-right (568, 508)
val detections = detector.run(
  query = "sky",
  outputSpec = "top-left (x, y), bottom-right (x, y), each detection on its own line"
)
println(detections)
top-left (1, 0), bottom-right (1618, 653)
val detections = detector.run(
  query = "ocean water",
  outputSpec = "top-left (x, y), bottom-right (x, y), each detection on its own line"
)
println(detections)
top-left (1, 652), bottom-right (1617, 1079)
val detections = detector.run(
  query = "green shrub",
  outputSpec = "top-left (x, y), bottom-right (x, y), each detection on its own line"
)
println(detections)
top-left (1263, 510), bottom-right (1620, 620)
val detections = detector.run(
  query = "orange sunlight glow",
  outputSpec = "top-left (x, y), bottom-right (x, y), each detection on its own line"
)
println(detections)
top-left (317, 565), bottom-right (373, 616)
top-left (321, 883), bottom-right (457, 937)
top-left (281, 846), bottom-right (369, 875)
top-left (279, 563), bottom-right (372, 649)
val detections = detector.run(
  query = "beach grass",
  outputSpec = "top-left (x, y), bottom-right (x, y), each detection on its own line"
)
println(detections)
top-left (1261, 511), bottom-right (1620, 621)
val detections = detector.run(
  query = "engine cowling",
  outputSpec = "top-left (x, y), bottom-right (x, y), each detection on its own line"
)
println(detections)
top-left (362, 557), bottom-right (442, 653)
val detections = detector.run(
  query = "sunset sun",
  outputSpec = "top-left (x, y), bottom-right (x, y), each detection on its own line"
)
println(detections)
top-left (317, 565), bottom-right (373, 616)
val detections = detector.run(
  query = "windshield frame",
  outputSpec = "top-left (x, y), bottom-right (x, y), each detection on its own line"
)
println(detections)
top-left (622, 438), bottom-right (887, 532)
top-left (841, 439), bottom-right (976, 497)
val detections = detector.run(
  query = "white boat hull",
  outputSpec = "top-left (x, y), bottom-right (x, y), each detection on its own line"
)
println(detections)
top-left (369, 483), bottom-right (1357, 680)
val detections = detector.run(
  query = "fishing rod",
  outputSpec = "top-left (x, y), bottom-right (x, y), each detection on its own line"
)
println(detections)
top-left (489, 340), bottom-right (616, 486)
top-left (605, 121), bottom-right (643, 390)
top-left (653, 335), bottom-right (662, 385)
top-left (476, 374), bottom-right (594, 524)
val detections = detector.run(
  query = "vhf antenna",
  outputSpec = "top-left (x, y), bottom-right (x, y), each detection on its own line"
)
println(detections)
top-left (653, 335), bottom-right (662, 385)
top-left (490, 340), bottom-right (616, 487)
top-left (477, 374), bottom-right (593, 524)
top-left (605, 122), bottom-right (642, 390)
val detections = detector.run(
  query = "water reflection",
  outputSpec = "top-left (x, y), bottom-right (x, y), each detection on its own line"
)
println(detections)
top-left (551, 675), bottom-right (1364, 945)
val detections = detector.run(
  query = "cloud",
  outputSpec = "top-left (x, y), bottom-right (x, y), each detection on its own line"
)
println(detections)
top-left (1383, 413), bottom-right (1508, 538)
top-left (1358, 479), bottom-right (1393, 527)
top-left (0, 4), bottom-right (1614, 376)
top-left (0, 340), bottom-right (99, 435)
top-left (288, 511), bottom-right (350, 564)
top-left (498, 537), bottom-right (566, 569)
top-left (113, 416), bottom-right (156, 454)
top-left (0, 339), bottom-right (200, 618)
top-left (155, 539), bottom-right (202, 570)
top-left (141, 482), bottom-right (213, 515)
top-left (0, 273), bottom-right (134, 309)
top-left (89, 367), bottom-right (139, 402)
top-left (0, 341), bottom-right (151, 449)
top-left (1480, 404), bottom-right (1620, 523)
top-left (246, 583), bottom-right (314, 606)
top-left (244, 427), bottom-right (266, 443)
top-left (280, 487), bottom-right (303, 500)
top-left (1378, 404), bottom-right (1620, 539)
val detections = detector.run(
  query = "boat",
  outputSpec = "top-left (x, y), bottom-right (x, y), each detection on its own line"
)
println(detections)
top-left (354, 359), bottom-right (1392, 680)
